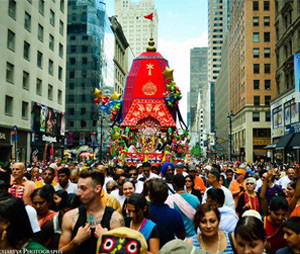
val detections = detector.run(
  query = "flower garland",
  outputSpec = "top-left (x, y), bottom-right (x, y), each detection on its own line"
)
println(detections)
top-left (9, 178), bottom-right (25, 199)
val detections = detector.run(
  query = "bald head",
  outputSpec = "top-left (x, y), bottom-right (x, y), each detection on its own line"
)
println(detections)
top-left (12, 162), bottom-right (26, 182)
top-left (287, 168), bottom-right (295, 180)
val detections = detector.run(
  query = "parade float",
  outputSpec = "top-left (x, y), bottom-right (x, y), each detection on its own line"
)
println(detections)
top-left (93, 39), bottom-right (190, 165)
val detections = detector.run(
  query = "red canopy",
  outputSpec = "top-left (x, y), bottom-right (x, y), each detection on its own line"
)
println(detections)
top-left (121, 99), bottom-right (176, 127)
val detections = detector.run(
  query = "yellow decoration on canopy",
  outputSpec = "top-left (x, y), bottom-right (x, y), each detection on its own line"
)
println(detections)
top-left (111, 91), bottom-right (121, 100)
top-left (94, 88), bottom-right (103, 99)
top-left (163, 67), bottom-right (174, 81)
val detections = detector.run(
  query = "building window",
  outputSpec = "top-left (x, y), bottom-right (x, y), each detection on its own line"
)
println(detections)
top-left (8, 0), bottom-right (16, 19)
top-left (253, 1), bottom-right (259, 11)
top-left (265, 112), bottom-right (271, 122)
top-left (264, 16), bottom-right (270, 26)
top-left (82, 94), bottom-right (86, 102)
top-left (253, 32), bottom-right (259, 42)
top-left (69, 83), bottom-right (74, 89)
top-left (264, 48), bottom-right (271, 58)
top-left (70, 36), bottom-right (76, 41)
top-left (70, 58), bottom-right (76, 65)
top-left (37, 51), bottom-right (43, 68)
top-left (59, 20), bottom-right (64, 35)
top-left (254, 80), bottom-right (260, 89)
top-left (7, 29), bottom-right (15, 51)
top-left (284, 100), bottom-right (299, 125)
top-left (69, 108), bottom-right (74, 115)
top-left (59, 43), bottom-right (63, 58)
top-left (23, 41), bottom-right (30, 60)
top-left (265, 96), bottom-right (271, 105)
top-left (39, 0), bottom-right (44, 15)
top-left (24, 12), bottom-right (31, 31)
top-left (81, 120), bottom-right (87, 128)
top-left (254, 96), bottom-right (260, 106)
top-left (265, 80), bottom-right (271, 90)
top-left (38, 24), bottom-right (43, 42)
top-left (80, 108), bottom-right (86, 115)
top-left (82, 35), bottom-right (88, 40)
top-left (23, 71), bottom-right (29, 90)
top-left (60, 0), bottom-right (64, 13)
top-left (264, 1), bottom-right (270, 11)
top-left (82, 57), bottom-right (87, 64)
top-left (82, 70), bottom-right (87, 78)
top-left (22, 101), bottom-right (28, 119)
top-left (71, 45), bottom-right (76, 53)
top-left (58, 66), bottom-right (63, 80)
top-left (69, 121), bottom-right (74, 127)
top-left (273, 105), bottom-right (282, 128)
top-left (264, 32), bottom-right (270, 42)
top-left (58, 89), bottom-right (62, 104)
top-left (69, 71), bottom-right (75, 79)
top-left (82, 45), bottom-right (88, 52)
top-left (48, 59), bottom-right (53, 75)
top-left (253, 17), bottom-right (259, 26)
top-left (36, 78), bottom-right (42, 95)
top-left (264, 64), bottom-right (271, 73)
top-left (253, 112), bottom-right (260, 122)
top-left (253, 48), bottom-right (260, 58)
top-left (6, 62), bottom-right (14, 83)
top-left (254, 64), bottom-right (260, 74)
top-left (48, 84), bottom-right (53, 100)
top-left (50, 9), bottom-right (55, 26)
top-left (5, 96), bottom-right (13, 116)
top-left (49, 34), bottom-right (54, 50)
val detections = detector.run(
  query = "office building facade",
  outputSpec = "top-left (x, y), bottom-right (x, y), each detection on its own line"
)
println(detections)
top-left (0, 0), bottom-right (67, 162)
top-left (115, 0), bottom-right (158, 57)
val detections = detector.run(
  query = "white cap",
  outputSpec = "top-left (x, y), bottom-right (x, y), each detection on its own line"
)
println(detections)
top-left (242, 209), bottom-right (262, 222)
top-left (204, 165), bottom-right (212, 171)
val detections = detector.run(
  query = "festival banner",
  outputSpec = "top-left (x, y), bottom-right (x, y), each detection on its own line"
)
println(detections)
top-left (294, 54), bottom-right (300, 92)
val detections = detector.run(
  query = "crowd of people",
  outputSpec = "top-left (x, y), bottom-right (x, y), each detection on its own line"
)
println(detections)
top-left (0, 159), bottom-right (300, 254)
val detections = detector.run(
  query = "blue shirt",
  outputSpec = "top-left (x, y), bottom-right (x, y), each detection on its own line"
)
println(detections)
top-left (276, 246), bottom-right (294, 254)
top-left (150, 203), bottom-right (186, 248)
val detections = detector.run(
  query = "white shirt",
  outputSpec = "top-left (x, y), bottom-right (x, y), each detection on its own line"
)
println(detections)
top-left (255, 179), bottom-right (263, 192)
top-left (218, 206), bottom-right (239, 232)
top-left (110, 189), bottom-right (126, 206)
top-left (55, 180), bottom-right (78, 194)
top-left (135, 180), bottom-right (144, 193)
top-left (137, 172), bottom-right (159, 181)
top-left (202, 186), bottom-right (235, 210)
top-left (277, 175), bottom-right (292, 190)
top-left (25, 205), bottom-right (40, 233)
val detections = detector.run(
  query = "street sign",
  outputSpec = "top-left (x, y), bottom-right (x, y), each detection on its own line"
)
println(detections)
top-left (12, 135), bottom-right (18, 142)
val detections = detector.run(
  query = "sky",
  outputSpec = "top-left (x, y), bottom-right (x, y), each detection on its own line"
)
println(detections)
top-left (106, 0), bottom-right (209, 123)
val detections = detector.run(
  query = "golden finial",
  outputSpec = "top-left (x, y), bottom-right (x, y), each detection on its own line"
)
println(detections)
top-left (146, 38), bottom-right (156, 52)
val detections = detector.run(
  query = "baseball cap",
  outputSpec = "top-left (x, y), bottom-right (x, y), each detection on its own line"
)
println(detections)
top-left (176, 162), bottom-right (184, 168)
top-left (159, 239), bottom-right (205, 254)
top-left (189, 166), bottom-right (197, 172)
top-left (235, 168), bottom-right (246, 176)
top-left (204, 165), bottom-right (212, 171)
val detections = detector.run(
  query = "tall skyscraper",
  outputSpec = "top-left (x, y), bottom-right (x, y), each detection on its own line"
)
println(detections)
top-left (115, 0), bottom-right (158, 57)
top-left (207, 0), bottom-right (231, 139)
top-left (0, 0), bottom-right (67, 162)
top-left (65, 0), bottom-right (114, 151)
top-left (190, 47), bottom-right (208, 128)
top-left (208, 0), bottom-right (230, 83)
top-left (229, 0), bottom-right (276, 162)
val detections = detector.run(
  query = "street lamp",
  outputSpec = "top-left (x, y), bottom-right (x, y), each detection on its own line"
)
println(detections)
top-left (227, 112), bottom-right (234, 161)
top-left (98, 111), bottom-right (103, 162)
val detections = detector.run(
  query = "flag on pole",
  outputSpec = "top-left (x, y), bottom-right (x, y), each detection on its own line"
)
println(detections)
top-left (144, 13), bottom-right (153, 21)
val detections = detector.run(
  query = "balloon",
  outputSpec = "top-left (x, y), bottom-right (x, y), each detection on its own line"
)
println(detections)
top-left (94, 88), bottom-right (103, 99)
top-left (168, 127), bottom-right (172, 134)
top-left (167, 101), bottom-right (173, 107)
top-left (94, 97), bottom-right (101, 104)
top-left (125, 126), bottom-right (130, 134)
top-left (163, 67), bottom-right (174, 81)
top-left (111, 91), bottom-right (121, 100)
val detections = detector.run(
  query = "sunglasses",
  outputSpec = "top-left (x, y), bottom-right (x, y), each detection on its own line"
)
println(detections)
top-left (129, 173), bottom-right (137, 176)
top-left (246, 182), bottom-right (254, 186)
top-left (185, 180), bottom-right (192, 183)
